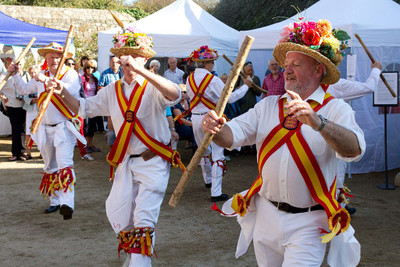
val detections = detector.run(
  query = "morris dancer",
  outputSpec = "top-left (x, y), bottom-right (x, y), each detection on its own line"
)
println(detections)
top-left (178, 46), bottom-right (252, 202)
top-left (8, 42), bottom-right (82, 220)
top-left (202, 18), bottom-right (365, 266)
top-left (50, 28), bottom-right (181, 266)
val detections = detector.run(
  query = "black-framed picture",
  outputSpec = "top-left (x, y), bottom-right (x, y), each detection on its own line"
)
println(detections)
top-left (373, 71), bottom-right (399, 106)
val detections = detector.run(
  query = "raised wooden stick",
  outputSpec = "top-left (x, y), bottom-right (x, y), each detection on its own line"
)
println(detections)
top-left (169, 36), bottom-right (255, 208)
top-left (0, 37), bottom-right (36, 91)
top-left (354, 33), bottom-right (396, 97)
top-left (222, 54), bottom-right (267, 94)
top-left (30, 25), bottom-right (75, 135)
top-left (108, 10), bottom-right (125, 31)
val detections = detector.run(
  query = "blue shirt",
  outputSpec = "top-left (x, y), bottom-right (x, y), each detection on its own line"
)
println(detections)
top-left (98, 67), bottom-right (123, 87)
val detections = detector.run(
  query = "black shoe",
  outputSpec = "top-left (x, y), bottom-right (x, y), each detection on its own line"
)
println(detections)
top-left (345, 205), bottom-right (356, 216)
top-left (205, 183), bottom-right (212, 188)
top-left (211, 194), bottom-right (229, 202)
top-left (59, 204), bottom-right (73, 220)
top-left (44, 205), bottom-right (60, 214)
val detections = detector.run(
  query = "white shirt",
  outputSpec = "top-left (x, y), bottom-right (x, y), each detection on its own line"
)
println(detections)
top-left (186, 68), bottom-right (249, 114)
top-left (226, 87), bottom-right (366, 208)
top-left (13, 67), bottom-right (80, 124)
top-left (164, 68), bottom-right (184, 84)
top-left (328, 68), bottom-right (381, 101)
top-left (0, 75), bottom-right (24, 108)
top-left (78, 76), bottom-right (180, 155)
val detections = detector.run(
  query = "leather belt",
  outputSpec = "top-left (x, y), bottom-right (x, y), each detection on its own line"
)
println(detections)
top-left (269, 200), bottom-right (324, 214)
top-left (45, 123), bottom-right (60, 127)
top-left (192, 112), bottom-right (207, 116)
top-left (130, 149), bottom-right (156, 161)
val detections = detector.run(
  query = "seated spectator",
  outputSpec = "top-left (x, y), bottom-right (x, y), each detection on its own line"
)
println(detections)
top-left (172, 84), bottom-right (195, 151)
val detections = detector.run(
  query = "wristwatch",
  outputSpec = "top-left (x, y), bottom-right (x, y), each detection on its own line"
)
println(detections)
top-left (315, 114), bottom-right (327, 131)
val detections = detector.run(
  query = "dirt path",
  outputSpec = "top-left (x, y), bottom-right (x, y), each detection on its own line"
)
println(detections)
top-left (0, 134), bottom-right (399, 266)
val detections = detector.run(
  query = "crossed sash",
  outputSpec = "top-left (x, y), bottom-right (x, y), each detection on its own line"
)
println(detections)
top-left (228, 92), bottom-right (350, 243)
top-left (107, 80), bottom-right (185, 180)
top-left (173, 73), bottom-right (215, 122)
top-left (37, 68), bottom-right (75, 119)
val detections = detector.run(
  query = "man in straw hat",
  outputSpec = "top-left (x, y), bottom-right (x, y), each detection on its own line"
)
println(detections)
top-left (8, 42), bottom-right (82, 220)
top-left (202, 18), bottom-right (366, 266)
top-left (184, 45), bottom-right (252, 202)
top-left (50, 27), bottom-right (181, 266)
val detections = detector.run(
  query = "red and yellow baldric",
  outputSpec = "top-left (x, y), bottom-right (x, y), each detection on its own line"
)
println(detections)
top-left (107, 80), bottom-right (185, 180)
top-left (230, 93), bottom-right (350, 243)
top-left (37, 67), bottom-right (75, 120)
top-left (174, 73), bottom-right (216, 122)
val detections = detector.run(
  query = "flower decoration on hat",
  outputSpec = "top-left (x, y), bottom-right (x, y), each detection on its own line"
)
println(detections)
top-left (189, 45), bottom-right (219, 62)
top-left (110, 26), bottom-right (156, 58)
top-left (279, 17), bottom-right (350, 66)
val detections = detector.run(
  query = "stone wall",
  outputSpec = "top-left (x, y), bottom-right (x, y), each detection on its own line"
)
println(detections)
top-left (0, 5), bottom-right (134, 41)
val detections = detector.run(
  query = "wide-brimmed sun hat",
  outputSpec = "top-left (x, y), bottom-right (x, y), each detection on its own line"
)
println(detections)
top-left (38, 42), bottom-right (73, 58)
top-left (273, 18), bottom-right (350, 85)
top-left (110, 26), bottom-right (156, 58)
top-left (189, 45), bottom-right (218, 62)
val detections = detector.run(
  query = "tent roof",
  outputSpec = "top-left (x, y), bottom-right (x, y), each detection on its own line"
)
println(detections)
top-left (0, 11), bottom-right (68, 46)
top-left (239, 0), bottom-right (400, 49)
top-left (99, 0), bottom-right (239, 58)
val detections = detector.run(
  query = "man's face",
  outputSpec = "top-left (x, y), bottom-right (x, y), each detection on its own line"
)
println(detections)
top-left (29, 68), bottom-right (39, 78)
top-left (46, 52), bottom-right (62, 72)
top-left (268, 59), bottom-right (280, 75)
top-left (243, 64), bottom-right (253, 76)
top-left (284, 52), bottom-right (321, 94)
top-left (121, 55), bottom-right (147, 79)
top-left (3, 57), bottom-right (13, 68)
top-left (110, 57), bottom-right (120, 72)
top-left (168, 58), bottom-right (177, 71)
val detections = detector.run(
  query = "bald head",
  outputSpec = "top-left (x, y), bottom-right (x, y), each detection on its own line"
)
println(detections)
top-left (168, 57), bottom-right (177, 71)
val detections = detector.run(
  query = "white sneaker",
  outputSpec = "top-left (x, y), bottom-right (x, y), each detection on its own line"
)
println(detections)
top-left (82, 154), bottom-right (94, 161)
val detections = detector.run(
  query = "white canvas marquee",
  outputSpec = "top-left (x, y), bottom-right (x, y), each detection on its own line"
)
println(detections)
top-left (98, 0), bottom-right (239, 75)
top-left (239, 0), bottom-right (400, 174)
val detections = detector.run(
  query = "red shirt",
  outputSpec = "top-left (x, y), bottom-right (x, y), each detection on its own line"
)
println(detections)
top-left (262, 71), bottom-right (285, 98)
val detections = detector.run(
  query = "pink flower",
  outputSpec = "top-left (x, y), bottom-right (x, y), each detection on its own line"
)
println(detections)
top-left (280, 24), bottom-right (294, 37)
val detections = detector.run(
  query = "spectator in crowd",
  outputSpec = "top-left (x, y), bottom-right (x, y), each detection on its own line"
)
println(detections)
top-left (1, 57), bottom-right (26, 161)
top-left (182, 65), bottom-right (195, 84)
top-left (236, 62), bottom-right (261, 114)
top-left (166, 106), bottom-right (179, 150)
top-left (65, 58), bottom-right (94, 161)
top-left (149, 59), bottom-right (161, 74)
top-left (80, 59), bottom-right (101, 154)
top-left (78, 56), bottom-right (89, 76)
top-left (164, 57), bottom-right (184, 84)
top-left (172, 84), bottom-right (195, 151)
top-left (99, 56), bottom-right (123, 149)
top-left (23, 65), bottom-right (41, 160)
top-left (262, 58), bottom-right (285, 97)
top-left (65, 58), bottom-right (76, 69)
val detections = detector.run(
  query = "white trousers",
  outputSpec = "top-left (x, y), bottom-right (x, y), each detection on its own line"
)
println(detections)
top-left (40, 125), bottom-right (76, 208)
top-left (192, 114), bottom-right (224, 197)
top-left (253, 196), bottom-right (328, 267)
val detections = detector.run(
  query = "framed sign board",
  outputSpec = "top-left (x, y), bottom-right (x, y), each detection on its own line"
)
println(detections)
top-left (373, 71), bottom-right (399, 106)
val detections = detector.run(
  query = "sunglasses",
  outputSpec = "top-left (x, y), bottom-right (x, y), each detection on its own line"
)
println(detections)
top-left (182, 91), bottom-right (187, 94)
top-left (85, 66), bottom-right (96, 70)
top-left (66, 63), bottom-right (75, 66)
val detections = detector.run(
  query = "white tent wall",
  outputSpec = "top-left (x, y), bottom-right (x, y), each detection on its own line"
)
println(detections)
top-left (238, 0), bottom-right (400, 174)
top-left (98, 0), bottom-right (238, 77)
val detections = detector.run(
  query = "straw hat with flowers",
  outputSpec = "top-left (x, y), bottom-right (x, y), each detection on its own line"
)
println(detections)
top-left (110, 26), bottom-right (156, 58)
top-left (38, 42), bottom-right (73, 58)
top-left (273, 18), bottom-right (350, 84)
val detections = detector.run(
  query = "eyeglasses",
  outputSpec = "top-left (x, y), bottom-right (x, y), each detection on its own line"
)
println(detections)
top-left (66, 63), bottom-right (75, 66)
top-left (85, 66), bottom-right (95, 70)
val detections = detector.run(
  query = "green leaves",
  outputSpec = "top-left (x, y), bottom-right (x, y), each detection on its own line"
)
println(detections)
top-left (332, 28), bottom-right (350, 41)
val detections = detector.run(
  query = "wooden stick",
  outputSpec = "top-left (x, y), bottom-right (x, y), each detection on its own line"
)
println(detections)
top-left (354, 34), bottom-right (396, 97)
top-left (30, 25), bottom-right (75, 135)
top-left (0, 37), bottom-right (36, 91)
top-left (169, 36), bottom-right (255, 208)
top-left (222, 54), bottom-right (267, 94)
top-left (108, 10), bottom-right (125, 31)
